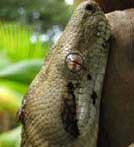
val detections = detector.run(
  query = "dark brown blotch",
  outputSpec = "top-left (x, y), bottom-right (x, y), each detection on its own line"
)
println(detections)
top-left (61, 82), bottom-right (80, 138)
top-left (87, 74), bottom-right (92, 80)
top-left (91, 91), bottom-right (97, 105)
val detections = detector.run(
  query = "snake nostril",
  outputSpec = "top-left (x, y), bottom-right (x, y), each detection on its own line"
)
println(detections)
top-left (85, 4), bottom-right (95, 12)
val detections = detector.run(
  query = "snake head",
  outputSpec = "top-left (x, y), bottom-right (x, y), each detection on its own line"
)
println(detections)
top-left (19, 1), bottom-right (111, 147)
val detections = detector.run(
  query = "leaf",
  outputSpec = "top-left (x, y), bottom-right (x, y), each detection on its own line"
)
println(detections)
top-left (0, 87), bottom-right (20, 117)
top-left (0, 50), bottom-right (11, 70)
top-left (0, 80), bottom-right (28, 95)
top-left (0, 59), bottom-right (43, 84)
top-left (0, 22), bottom-right (49, 62)
top-left (0, 126), bottom-right (21, 147)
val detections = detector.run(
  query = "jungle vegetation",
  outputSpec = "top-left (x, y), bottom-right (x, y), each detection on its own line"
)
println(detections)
top-left (0, 0), bottom-right (72, 146)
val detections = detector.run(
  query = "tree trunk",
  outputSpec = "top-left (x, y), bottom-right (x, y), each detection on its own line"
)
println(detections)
top-left (98, 8), bottom-right (134, 147)
top-left (96, 0), bottom-right (134, 12)
top-left (74, 0), bottom-right (134, 12)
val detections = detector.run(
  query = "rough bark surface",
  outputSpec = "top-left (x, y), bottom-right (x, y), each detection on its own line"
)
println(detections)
top-left (96, 0), bottom-right (134, 12)
top-left (98, 8), bottom-right (134, 147)
top-left (74, 0), bottom-right (134, 12)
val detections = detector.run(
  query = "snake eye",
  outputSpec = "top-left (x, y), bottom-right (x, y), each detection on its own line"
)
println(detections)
top-left (65, 53), bottom-right (83, 72)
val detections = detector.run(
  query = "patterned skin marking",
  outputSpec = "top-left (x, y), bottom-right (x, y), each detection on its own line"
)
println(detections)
top-left (61, 82), bottom-right (80, 138)
top-left (87, 74), bottom-right (92, 80)
top-left (91, 91), bottom-right (97, 105)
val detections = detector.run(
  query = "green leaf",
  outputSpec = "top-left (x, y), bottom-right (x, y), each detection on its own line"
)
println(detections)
top-left (0, 80), bottom-right (28, 95)
top-left (0, 87), bottom-right (21, 117)
top-left (0, 59), bottom-right (43, 84)
top-left (0, 51), bottom-right (11, 69)
top-left (0, 80), bottom-right (27, 106)
top-left (0, 22), bottom-right (49, 62)
top-left (0, 126), bottom-right (21, 147)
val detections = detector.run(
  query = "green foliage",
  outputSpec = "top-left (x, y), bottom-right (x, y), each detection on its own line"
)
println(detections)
top-left (0, 0), bottom-right (71, 146)
top-left (0, 127), bottom-right (21, 147)
top-left (0, 59), bottom-right (43, 84)
top-left (0, 22), bottom-right (49, 62)
top-left (0, 21), bottom-right (48, 146)
top-left (0, 87), bottom-right (20, 117)
top-left (0, 21), bottom-right (47, 116)
top-left (0, 80), bottom-right (27, 95)
top-left (0, 0), bottom-right (72, 31)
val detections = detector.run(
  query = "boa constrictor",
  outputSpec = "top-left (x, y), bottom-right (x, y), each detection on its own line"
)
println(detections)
top-left (18, 0), bottom-right (111, 146)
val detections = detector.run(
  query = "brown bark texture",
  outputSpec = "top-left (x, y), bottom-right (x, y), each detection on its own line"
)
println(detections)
top-left (98, 8), bottom-right (134, 147)
top-left (74, 0), bottom-right (134, 12)
top-left (96, 0), bottom-right (134, 12)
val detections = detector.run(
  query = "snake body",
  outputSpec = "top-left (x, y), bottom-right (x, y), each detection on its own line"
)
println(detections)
top-left (19, 1), bottom-right (111, 146)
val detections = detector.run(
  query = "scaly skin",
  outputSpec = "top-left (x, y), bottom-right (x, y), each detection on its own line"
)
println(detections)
top-left (19, 1), bottom-right (111, 147)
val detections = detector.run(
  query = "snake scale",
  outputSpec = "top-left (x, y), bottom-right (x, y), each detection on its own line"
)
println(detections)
top-left (18, 0), bottom-right (111, 147)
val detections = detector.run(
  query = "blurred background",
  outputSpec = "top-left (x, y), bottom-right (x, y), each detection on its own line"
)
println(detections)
top-left (0, 0), bottom-right (73, 146)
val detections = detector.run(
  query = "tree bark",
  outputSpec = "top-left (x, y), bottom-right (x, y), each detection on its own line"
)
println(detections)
top-left (98, 8), bottom-right (134, 147)
top-left (74, 0), bottom-right (134, 12)
top-left (96, 0), bottom-right (134, 12)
